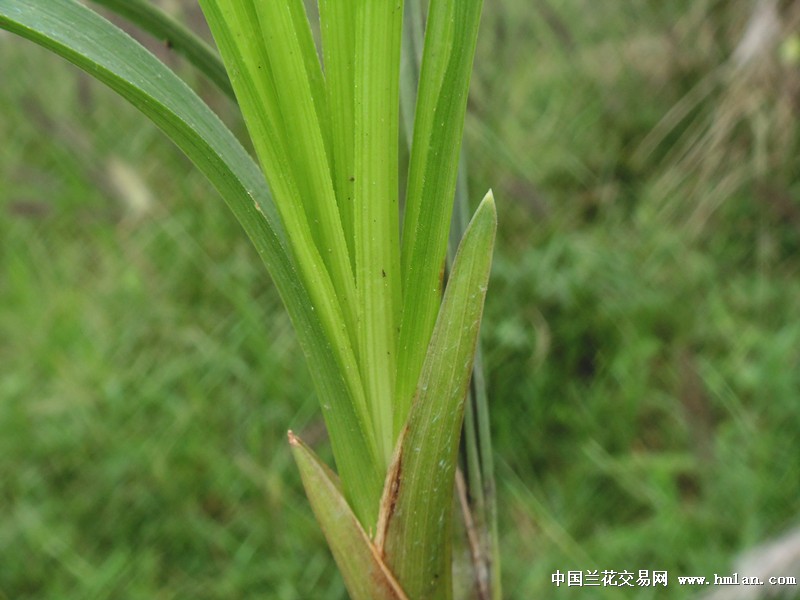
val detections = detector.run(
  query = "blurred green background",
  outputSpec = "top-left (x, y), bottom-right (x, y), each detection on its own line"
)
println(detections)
top-left (2, 1), bottom-right (799, 598)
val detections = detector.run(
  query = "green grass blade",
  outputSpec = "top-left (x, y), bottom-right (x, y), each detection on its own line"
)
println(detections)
top-left (286, 0), bottom-right (333, 170)
top-left (378, 192), bottom-right (497, 600)
top-left (399, 0), bottom-right (424, 148)
top-left (0, 0), bottom-right (384, 529)
top-left (200, 0), bottom-right (361, 371)
top-left (396, 0), bottom-right (485, 436)
top-left (197, 5), bottom-right (359, 378)
top-left (289, 432), bottom-right (410, 600)
top-left (401, 4), bottom-right (501, 595)
top-left (89, 0), bottom-right (234, 98)
top-left (450, 156), bottom-right (502, 599)
top-left (318, 0), bottom-right (357, 255)
top-left (199, 1), bottom-right (382, 527)
top-left (253, 0), bottom-right (357, 333)
top-left (353, 1), bottom-right (404, 464)
top-left (450, 164), bottom-right (485, 526)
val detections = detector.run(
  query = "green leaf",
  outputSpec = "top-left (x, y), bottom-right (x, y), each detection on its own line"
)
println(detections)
top-left (396, 0), bottom-right (485, 437)
top-left (378, 192), bottom-right (497, 600)
top-left (400, 4), bottom-right (501, 595)
top-left (353, 1), bottom-right (405, 466)
top-left (285, 0), bottom-right (334, 170)
top-left (450, 156), bottom-right (502, 600)
top-left (198, 0), bottom-right (384, 528)
top-left (0, 0), bottom-right (384, 530)
top-left (289, 432), bottom-right (409, 600)
top-left (198, 0), bottom-right (361, 360)
top-left (89, 0), bottom-right (234, 98)
top-left (399, 0), bottom-right (424, 148)
top-left (318, 0), bottom-right (357, 256)
top-left (252, 0), bottom-right (357, 339)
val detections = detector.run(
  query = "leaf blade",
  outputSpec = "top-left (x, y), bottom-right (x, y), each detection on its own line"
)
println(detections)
top-left (353, 0), bottom-right (405, 465)
top-left (380, 191), bottom-right (497, 600)
top-left (319, 0), bottom-right (357, 255)
top-left (253, 0), bottom-right (358, 342)
top-left (396, 0), bottom-right (485, 437)
top-left (198, 0), bottom-right (384, 527)
top-left (89, 0), bottom-right (234, 98)
top-left (0, 0), bottom-right (384, 530)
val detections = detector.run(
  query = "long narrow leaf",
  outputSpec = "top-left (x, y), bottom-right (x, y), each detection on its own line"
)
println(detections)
top-left (199, 0), bottom-right (363, 374)
top-left (89, 0), bottom-right (234, 98)
top-left (286, 0), bottom-right (333, 169)
top-left (353, 1), bottom-right (404, 464)
top-left (197, 0), bottom-right (383, 528)
top-left (450, 155), bottom-right (502, 600)
top-left (399, 0), bottom-right (424, 146)
top-left (400, 3), bottom-right (500, 595)
top-left (318, 0), bottom-right (357, 256)
top-left (378, 192), bottom-right (497, 600)
top-left (0, 0), bottom-right (383, 530)
top-left (289, 432), bottom-right (409, 600)
top-left (396, 0), bottom-right (485, 436)
top-left (253, 0), bottom-right (357, 340)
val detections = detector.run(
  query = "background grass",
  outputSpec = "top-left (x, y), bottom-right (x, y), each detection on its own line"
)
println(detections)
top-left (2, 1), bottom-right (800, 598)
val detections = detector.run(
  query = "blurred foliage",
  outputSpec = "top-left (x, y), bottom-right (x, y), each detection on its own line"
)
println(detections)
top-left (1, 0), bottom-right (799, 598)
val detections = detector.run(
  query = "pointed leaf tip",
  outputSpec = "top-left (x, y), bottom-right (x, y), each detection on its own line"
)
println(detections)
top-left (290, 433), bottom-right (409, 600)
top-left (478, 189), bottom-right (497, 219)
top-left (380, 191), bottom-right (497, 600)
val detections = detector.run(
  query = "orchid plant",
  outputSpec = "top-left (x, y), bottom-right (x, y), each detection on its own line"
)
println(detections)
top-left (0, 1), bottom-right (498, 597)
